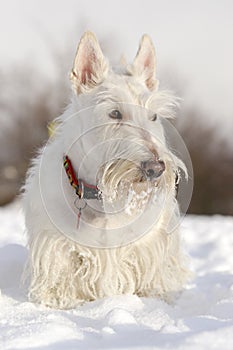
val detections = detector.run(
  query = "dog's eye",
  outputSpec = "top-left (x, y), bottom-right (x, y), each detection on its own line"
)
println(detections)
top-left (150, 114), bottom-right (157, 121)
top-left (109, 110), bottom-right (122, 120)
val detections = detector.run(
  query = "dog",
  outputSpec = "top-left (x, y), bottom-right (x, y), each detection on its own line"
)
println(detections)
top-left (23, 32), bottom-right (190, 309)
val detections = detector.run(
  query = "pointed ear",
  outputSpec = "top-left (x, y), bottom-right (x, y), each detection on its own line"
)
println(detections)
top-left (131, 35), bottom-right (157, 90)
top-left (70, 32), bottom-right (108, 94)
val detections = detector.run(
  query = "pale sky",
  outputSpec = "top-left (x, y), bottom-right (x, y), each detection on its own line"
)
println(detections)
top-left (1, 0), bottom-right (233, 140)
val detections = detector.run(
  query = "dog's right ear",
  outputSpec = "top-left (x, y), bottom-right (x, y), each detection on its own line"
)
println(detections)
top-left (70, 32), bottom-right (108, 94)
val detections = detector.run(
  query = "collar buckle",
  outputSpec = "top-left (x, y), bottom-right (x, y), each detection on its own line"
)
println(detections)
top-left (79, 180), bottom-right (102, 200)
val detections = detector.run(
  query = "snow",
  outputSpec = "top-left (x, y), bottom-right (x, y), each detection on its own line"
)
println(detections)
top-left (0, 202), bottom-right (233, 349)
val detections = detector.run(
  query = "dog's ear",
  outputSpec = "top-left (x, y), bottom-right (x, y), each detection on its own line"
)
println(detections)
top-left (131, 35), bottom-right (157, 90)
top-left (70, 32), bottom-right (108, 94)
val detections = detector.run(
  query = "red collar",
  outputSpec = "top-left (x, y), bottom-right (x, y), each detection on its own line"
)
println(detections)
top-left (63, 155), bottom-right (102, 200)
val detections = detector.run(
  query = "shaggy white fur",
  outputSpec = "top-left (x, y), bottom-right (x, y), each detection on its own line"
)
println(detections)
top-left (23, 32), bottom-right (190, 309)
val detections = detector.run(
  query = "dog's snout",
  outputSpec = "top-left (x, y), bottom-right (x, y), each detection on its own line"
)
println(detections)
top-left (141, 159), bottom-right (165, 180)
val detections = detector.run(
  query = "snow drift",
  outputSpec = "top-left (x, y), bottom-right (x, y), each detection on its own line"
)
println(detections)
top-left (0, 201), bottom-right (233, 349)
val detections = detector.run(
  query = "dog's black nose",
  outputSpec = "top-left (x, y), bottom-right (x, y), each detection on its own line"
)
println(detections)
top-left (141, 159), bottom-right (165, 180)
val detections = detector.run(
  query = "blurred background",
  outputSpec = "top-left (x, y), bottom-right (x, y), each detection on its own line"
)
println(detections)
top-left (0, 0), bottom-right (232, 214)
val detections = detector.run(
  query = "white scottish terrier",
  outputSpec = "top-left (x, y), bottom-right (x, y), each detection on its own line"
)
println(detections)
top-left (23, 32), bottom-right (190, 309)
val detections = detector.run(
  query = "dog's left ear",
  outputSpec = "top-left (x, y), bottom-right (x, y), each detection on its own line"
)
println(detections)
top-left (131, 35), bottom-right (157, 90)
top-left (70, 32), bottom-right (108, 94)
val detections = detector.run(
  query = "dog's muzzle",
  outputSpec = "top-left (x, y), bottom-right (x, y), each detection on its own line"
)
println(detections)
top-left (141, 158), bottom-right (165, 180)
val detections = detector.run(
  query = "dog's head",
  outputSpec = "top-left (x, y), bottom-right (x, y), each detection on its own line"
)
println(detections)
top-left (62, 32), bottom-right (185, 206)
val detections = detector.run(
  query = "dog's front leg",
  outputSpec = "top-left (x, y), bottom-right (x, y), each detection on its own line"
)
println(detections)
top-left (25, 230), bottom-right (99, 309)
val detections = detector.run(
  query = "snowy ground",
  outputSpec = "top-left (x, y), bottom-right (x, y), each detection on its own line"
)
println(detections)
top-left (0, 202), bottom-right (233, 350)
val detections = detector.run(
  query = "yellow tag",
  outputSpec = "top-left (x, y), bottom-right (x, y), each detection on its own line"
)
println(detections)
top-left (47, 121), bottom-right (58, 138)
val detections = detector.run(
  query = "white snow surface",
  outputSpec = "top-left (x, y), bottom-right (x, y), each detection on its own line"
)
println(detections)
top-left (0, 201), bottom-right (233, 350)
